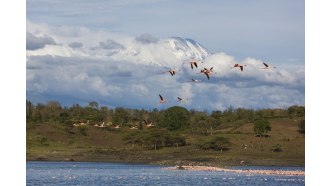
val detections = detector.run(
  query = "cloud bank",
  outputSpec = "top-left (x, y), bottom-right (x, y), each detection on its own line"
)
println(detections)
top-left (26, 21), bottom-right (304, 110)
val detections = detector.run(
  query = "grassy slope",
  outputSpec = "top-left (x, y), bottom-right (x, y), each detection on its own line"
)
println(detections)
top-left (26, 118), bottom-right (304, 167)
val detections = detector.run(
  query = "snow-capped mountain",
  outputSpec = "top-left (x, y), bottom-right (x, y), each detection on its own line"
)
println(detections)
top-left (109, 37), bottom-right (211, 67)
top-left (27, 33), bottom-right (211, 67)
top-left (164, 37), bottom-right (210, 60)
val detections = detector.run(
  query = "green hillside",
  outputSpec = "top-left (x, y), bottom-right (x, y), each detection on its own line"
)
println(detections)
top-left (26, 101), bottom-right (305, 167)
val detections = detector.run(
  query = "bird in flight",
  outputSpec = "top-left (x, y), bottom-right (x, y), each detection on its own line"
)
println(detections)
top-left (159, 94), bottom-right (167, 103)
top-left (167, 69), bottom-right (176, 76)
top-left (199, 67), bottom-right (214, 80)
top-left (186, 60), bottom-right (203, 69)
top-left (162, 67), bottom-right (181, 76)
top-left (232, 64), bottom-right (246, 71)
top-left (188, 61), bottom-right (198, 69)
top-left (261, 62), bottom-right (276, 69)
top-left (144, 120), bottom-right (155, 127)
top-left (188, 78), bottom-right (202, 83)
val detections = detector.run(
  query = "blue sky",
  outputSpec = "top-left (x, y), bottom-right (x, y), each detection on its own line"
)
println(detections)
top-left (27, 0), bottom-right (304, 64)
top-left (26, 0), bottom-right (305, 110)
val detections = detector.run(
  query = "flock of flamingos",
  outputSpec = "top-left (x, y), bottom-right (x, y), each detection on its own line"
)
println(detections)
top-left (159, 60), bottom-right (276, 104)
top-left (73, 60), bottom-right (275, 130)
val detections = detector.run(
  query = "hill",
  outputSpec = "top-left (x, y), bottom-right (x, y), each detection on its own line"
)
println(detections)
top-left (27, 117), bottom-right (304, 167)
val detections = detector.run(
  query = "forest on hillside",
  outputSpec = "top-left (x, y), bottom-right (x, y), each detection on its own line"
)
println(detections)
top-left (26, 100), bottom-right (305, 135)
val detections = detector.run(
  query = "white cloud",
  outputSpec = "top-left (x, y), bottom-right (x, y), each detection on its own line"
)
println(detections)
top-left (26, 21), bottom-right (304, 110)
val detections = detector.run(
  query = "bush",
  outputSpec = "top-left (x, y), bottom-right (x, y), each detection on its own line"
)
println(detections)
top-left (254, 119), bottom-right (271, 137)
top-left (197, 136), bottom-right (231, 151)
top-left (78, 125), bottom-right (88, 136)
top-left (272, 144), bottom-right (282, 152)
top-left (123, 129), bottom-right (186, 150)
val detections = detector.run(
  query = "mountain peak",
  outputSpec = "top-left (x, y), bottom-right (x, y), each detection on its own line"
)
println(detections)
top-left (164, 37), bottom-right (210, 61)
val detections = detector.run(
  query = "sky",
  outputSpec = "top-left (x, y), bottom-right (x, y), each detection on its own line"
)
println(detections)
top-left (26, 0), bottom-right (305, 110)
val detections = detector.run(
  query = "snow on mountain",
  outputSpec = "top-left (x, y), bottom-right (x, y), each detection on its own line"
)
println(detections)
top-left (165, 37), bottom-right (210, 60)
top-left (27, 34), bottom-right (211, 68)
top-left (109, 36), bottom-right (211, 67)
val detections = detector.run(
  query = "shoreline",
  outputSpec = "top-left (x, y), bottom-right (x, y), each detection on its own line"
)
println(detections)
top-left (164, 165), bottom-right (305, 176)
top-left (27, 159), bottom-right (304, 176)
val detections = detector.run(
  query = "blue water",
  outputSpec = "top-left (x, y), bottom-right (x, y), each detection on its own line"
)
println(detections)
top-left (26, 161), bottom-right (304, 186)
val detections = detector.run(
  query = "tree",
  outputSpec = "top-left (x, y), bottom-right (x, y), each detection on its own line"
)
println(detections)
top-left (26, 100), bottom-right (34, 122)
top-left (161, 106), bottom-right (190, 131)
top-left (297, 118), bottom-right (305, 134)
top-left (113, 107), bottom-right (129, 126)
top-left (88, 101), bottom-right (99, 109)
top-left (254, 119), bottom-right (271, 137)
top-left (197, 136), bottom-right (231, 152)
top-left (210, 110), bottom-right (222, 126)
top-left (288, 105), bottom-right (305, 117)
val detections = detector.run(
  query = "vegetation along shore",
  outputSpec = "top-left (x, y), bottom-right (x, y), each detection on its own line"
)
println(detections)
top-left (27, 100), bottom-right (305, 167)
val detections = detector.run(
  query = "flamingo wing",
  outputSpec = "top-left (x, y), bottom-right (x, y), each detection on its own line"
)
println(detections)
top-left (205, 72), bottom-right (210, 80)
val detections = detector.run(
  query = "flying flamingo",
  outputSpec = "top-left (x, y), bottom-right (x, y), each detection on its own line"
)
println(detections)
top-left (199, 67), bottom-right (213, 80)
top-left (129, 125), bottom-right (138, 130)
top-left (232, 64), bottom-right (247, 71)
top-left (187, 61), bottom-right (198, 69)
top-left (186, 60), bottom-right (203, 69)
top-left (112, 124), bottom-right (121, 129)
top-left (144, 120), bottom-right (155, 127)
top-left (99, 122), bottom-right (106, 128)
top-left (261, 62), bottom-right (276, 69)
top-left (168, 69), bottom-right (176, 76)
top-left (163, 68), bottom-right (180, 76)
top-left (159, 94), bottom-right (167, 103)
top-left (188, 78), bottom-right (202, 83)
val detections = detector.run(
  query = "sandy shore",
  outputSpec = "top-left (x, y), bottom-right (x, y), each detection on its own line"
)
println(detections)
top-left (164, 165), bottom-right (304, 176)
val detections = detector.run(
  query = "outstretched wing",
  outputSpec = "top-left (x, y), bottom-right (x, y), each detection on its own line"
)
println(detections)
top-left (263, 62), bottom-right (269, 67)
top-left (205, 72), bottom-right (210, 80)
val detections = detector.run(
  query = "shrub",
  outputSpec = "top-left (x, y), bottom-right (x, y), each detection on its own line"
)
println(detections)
top-left (272, 144), bottom-right (282, 152)
top-left (254, 119), bottom-right (271, 137)
top-left (78, 125), bottom-right (88, 136)
top-left (197, 136), bottom-right (231, 151)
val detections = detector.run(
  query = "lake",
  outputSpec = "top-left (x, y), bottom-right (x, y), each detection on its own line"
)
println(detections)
top-left (26, 161), bottom-right (304, 186)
